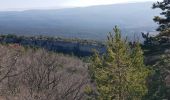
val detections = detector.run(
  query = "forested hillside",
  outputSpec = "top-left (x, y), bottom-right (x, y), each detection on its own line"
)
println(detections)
top-left (0, 44), bottom-right (89, 100)
top-left (0, 34), bottom-right (106, 57)
top-left (1, 0), bottom-right (170, 100)
top-left (0, 2), bottom-right (159, 40)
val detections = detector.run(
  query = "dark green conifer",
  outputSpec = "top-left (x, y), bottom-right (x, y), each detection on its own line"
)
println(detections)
top-left (153, 0), bottom-right (170, 36)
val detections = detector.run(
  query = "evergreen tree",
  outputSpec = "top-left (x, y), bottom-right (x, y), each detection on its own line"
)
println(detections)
top-left (153, 0), bottom-right (170, 36)
top-left (145, 52), bottom-right (170, 100)
top-left (89, 26), bottom-right (150, 100)
top-left (129, 42), bottom-right (151, 100)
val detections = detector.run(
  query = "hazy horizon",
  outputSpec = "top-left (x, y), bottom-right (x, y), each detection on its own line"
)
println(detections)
top-left (0, 0), bottom-right (161, 11)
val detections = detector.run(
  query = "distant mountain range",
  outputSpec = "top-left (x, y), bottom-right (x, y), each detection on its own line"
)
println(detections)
top-left (0, 2), bottom-right (160, 40)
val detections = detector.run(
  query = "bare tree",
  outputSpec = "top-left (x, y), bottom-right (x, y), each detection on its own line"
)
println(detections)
top-left (0, 44), bottom-right (89, 100)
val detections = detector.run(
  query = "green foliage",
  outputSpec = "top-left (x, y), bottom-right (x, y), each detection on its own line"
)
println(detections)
top-left (85, 85), bottom-right (93, 95)
top-left (145, 53), bottom-right (170, 100)
top-left (128, 43), bottom-right (151, 99)
top-left (153, 0), bottom-right (170, 36)
top-left (89, 26), bottom-right (150, 100)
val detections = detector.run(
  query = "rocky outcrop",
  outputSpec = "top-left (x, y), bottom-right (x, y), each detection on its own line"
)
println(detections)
top-left (0, 35), bottom-right (106, 57)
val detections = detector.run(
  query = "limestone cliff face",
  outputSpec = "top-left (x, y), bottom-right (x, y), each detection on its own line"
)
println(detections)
top-left (0, 35), bottom-right (106, 57)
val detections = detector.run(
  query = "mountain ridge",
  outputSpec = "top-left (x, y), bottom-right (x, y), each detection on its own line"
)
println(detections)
top-left (0, 2), bottom-right (160, 40)
top-left (0, 1), bottom-right (154, 12)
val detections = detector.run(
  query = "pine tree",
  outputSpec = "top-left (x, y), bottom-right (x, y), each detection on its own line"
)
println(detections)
top-left (153, 0), bottom-right (170, 36)
top-left (89, 26), bottom-right (150, 100)
top-left (145, 52), bottom-right (170, 100)
top-left (128, 42), bottom-right (150, 99)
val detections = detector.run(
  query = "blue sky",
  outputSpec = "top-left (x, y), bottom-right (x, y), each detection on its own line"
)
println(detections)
top-left (0, 0), bottom-right (160, 11)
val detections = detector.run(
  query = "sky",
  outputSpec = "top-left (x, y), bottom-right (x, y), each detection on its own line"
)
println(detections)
top-left (0, 0), bottom-right (161, 11)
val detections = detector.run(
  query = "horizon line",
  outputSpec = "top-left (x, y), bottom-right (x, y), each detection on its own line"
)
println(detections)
top-left (0, 1), bottom-right (154, 12)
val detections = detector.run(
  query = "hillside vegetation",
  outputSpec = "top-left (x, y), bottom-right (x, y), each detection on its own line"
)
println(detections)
top-left (0, 34), bottom-right (105, 57)
top-left (1, 0), bottom-right (170, 99)
top-left (0, 44), bottom-right (89, 100)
